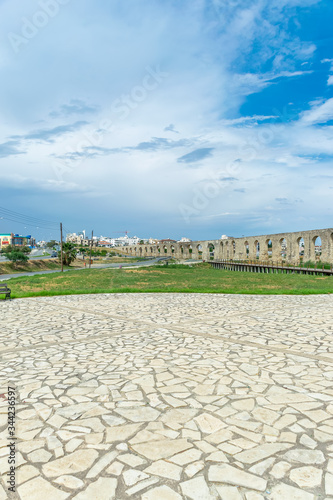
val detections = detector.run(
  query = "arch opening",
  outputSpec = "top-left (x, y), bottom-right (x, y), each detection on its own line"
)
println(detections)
top-left (314, 236), bottom-right (322, 260)
top-left (266, 239), bottom-right (272, 258)
top-left (208, 243), bottom-right (215, 260)
top-left (297, 237), bottom-right (304, 259)
top-left (244, 241), bottom-right (249, 258)
top-left (280, 238), bottom-right (287, 259)
top-left (254, 240), bottom-right (260, 259)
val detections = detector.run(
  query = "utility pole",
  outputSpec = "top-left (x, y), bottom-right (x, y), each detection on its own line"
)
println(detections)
top-left (60, 222), bottom-right (63, 273)
top-left (89, 230), bottom-right (93, 269)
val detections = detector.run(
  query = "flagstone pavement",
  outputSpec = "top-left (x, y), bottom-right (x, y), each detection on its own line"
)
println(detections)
top-left (1, 293), bottom-right (333, 499)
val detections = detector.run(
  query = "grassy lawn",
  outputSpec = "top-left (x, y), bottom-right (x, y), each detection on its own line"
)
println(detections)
top-left (1, 263), bottom-right (332, 299)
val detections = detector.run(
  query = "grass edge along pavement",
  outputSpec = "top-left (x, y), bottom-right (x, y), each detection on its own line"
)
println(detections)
top-left (1, 263), bottom-right (333, 299)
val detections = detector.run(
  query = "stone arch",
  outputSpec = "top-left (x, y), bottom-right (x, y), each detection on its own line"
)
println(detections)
top-left (254, 240), bottom-right (260, 259)
top-left (231, 240), bottom-right (236, 258)
top-left (279, 238), bottom-right (287, 259)
top-left (219, 241), bottom-right (224, 259)
top-left (297, 237), bottom-right (305, 259)
top-left (157, 246), bottom-right (161, 254)
top-left (171, 245), bottom-right (175, 254)
top-left (207, 243), bottom-right (215, 260)
top-left (188, 244), bottom-right (193, 257)
top-left (225, 240), bottom-right (230, 259)
top-left (244, 241), bottom-right (249, 258)
top-left (139, 247), bottom-right (143, 255)
top-left (266, 239), bottom-right (272, 259)
top-left (197, 244), bottom-right (203, 259)
top-left (313, 235), bottom-right (322, 260)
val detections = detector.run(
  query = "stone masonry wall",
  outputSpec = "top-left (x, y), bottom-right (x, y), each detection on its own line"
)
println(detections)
top-left (114, 228), bottom-right (333, 264)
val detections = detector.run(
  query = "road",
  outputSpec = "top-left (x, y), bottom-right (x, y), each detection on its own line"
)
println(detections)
top-left (0, 257), bottom-right (170, 281)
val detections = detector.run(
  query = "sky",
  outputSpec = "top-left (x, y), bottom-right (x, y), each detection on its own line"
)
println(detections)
top-left (0, 0), bottom-right (332, 241)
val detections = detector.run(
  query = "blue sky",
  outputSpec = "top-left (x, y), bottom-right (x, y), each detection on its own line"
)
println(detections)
top-left (0, 0), bottom-right (332, 241)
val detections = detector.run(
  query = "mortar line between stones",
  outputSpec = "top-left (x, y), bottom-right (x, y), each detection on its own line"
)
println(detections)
top-left (37, 302), bottom-right (333, 365)
top-left (0, 328), bottom-right (140, 359)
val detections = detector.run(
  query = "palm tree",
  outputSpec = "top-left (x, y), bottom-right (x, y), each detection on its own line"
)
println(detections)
top-left (59, 242), bottom-right (77, 266)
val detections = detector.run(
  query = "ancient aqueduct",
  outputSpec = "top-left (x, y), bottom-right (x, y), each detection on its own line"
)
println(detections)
top-left (116, 228), bottom-right (333, 264)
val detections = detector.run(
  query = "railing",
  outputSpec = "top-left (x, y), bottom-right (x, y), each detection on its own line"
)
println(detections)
top-left (210, 260), bottom-right (333, 276)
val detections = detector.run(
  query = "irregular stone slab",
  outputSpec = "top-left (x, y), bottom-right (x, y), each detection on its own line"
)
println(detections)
top-left (142, 485), bottom-right (182, 500)
top-left (123, 468), bottom-right (150, 486)
top-left (270, 482), bottom-right (315, 500)
top-left (216, 485), bottom-right (243, 500)
top-left (231, 399), bottom-right (255, 412)
top-left (234, 443), bottom-right (292, 464)
top-left (17, 477), bottom-right (70, 500)
top-left (129, 429), bottom-right (167, 445)
top-left (144, 460), bottom-right (182, 480)
top-left (57, 403), bottom-right (98, 420)
top-left (86, 450), bottom-right (118, 478)
top-left (326, 472), bottom-right (333, 496)
top-left (289, 466), bottom-right (322, 488)
top-left (180, 476), bottom-right (214, 500)
top-left (42, 449), bottom-right (98, 477)
top-left (27, 449), bottom-right (53, 463)
top-left (252, 408), bottom-right (279, 425)
top-left (72, 477), bottom-right (117, 499)
top-left (54, 475), bottom-right (85, 489)
top-left (117, 453), bottom-right (146, 467)
top-left (105, 423), bottom-right (142, 443)
top-left (194, 413), bottom-right (225, 434)
top-left (239, 364), bottom-right (259, 376)
top-left (249, 458), bottom-right (275, 476)
top-left (170, 448), bottom-right (202, 466)
top-left (161, 409), bottom-right (198, 427)
top-left (206, 429), bottom-right (233, 444)
top-left (185, 460), bottom-right (205, 478)
top-left (115, 407), bottom-right (160, 422)
top-left (125, 477), bottom-right (159, 496)
top-left (132, 438), bottom-right (193, 460)
top-left (269, 461), bottom-right (291, 479)
top-left (283, 449), bottom-right (325, 465)
top-left (208, 464), bottom-right (267, 491)
top-left (17, 465), bottom-right (39, 485)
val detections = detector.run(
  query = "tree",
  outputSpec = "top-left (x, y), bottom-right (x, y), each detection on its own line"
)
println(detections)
top-left (59, 242), bottom-right (77, 266)
top-left (21, 246), bottom-right (32, 254)
top-left (1, 244), bottom-right (14, 254)
top-left (5, 250), bottom-right (29, 265)
top-left (46, 240), bottom-right (57, 248)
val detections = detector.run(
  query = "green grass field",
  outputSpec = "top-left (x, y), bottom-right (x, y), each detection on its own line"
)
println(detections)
top-left (1, 263), bottom-right (332, 299)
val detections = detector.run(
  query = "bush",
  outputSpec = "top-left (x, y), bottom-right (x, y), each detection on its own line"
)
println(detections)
top-left (4, 251), bottom-right (29, 265)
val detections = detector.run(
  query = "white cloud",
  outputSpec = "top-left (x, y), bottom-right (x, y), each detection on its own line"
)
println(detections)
top-left (0, 0), bottom-right (331, 237)
top-left (327, 75), bottom-right (333, 86)
top-left (300, 98), bottom-right (333, 125)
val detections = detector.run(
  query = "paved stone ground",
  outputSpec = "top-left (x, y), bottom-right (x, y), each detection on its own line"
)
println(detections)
top-left (1, 293), bottom-right (333, 499)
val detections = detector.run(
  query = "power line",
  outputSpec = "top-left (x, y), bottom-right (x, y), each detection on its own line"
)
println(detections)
top-left (0, 216), bottom-right (58, 231)
top-left (0, 206), bottom-right (58, 227)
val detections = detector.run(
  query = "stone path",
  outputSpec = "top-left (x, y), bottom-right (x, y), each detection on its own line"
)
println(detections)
top-left (0, 293), bottom-right (333, 499)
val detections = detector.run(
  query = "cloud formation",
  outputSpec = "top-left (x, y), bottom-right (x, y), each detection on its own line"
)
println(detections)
top-left (0, 0), bottom-right (332, 239)
top-left (177, 148), bottom-right (215, 164)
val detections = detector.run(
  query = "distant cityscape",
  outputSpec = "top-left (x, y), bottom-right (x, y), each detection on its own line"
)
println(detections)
top-left (65, 231), bottom-right (192, 248)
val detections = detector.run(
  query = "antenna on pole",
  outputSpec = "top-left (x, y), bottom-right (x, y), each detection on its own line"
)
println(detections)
top-left (89, 230), bottom-right (94, 269)
top-left (60, 222), bottom-right (63, 273)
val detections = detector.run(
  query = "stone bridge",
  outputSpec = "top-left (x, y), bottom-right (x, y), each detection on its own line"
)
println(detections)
top-left (115, 228), bottom-right (333, 264)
